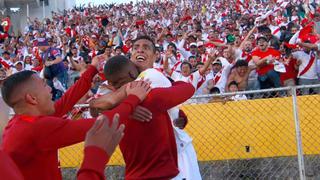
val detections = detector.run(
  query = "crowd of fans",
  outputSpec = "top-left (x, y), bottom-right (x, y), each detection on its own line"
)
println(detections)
top-left (0, 0), bottom-right (320, 102)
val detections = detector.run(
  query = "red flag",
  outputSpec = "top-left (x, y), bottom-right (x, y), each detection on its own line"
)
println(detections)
top-left (0, 58), bottom-right (10, 69)
top-left (299, 22), bottom-right (319, 43)
top-left (1, 17), bottom-right (11, 33)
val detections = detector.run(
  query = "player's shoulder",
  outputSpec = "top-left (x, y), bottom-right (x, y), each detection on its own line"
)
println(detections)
top-left (138, 68), bottom-right (164, 78)
top-left (139, 68), bottom-right (171, 88)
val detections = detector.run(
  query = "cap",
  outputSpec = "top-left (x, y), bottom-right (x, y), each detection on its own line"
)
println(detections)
top-left (256, 35), bottom-right (268, 42)
top-left (14, 61), bottom-right (24, 66)
top-left (212, 59), bottom-right (222, 65)
top-left (36, 38), bottom-right (49, 46)
top-left (190, 43), bottom-right (197, 47)
top-left (197, 41), bottom-right (204, 47)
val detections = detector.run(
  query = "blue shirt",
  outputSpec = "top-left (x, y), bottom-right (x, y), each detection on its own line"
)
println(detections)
top-left (42, 47), bottom-right (66, 76)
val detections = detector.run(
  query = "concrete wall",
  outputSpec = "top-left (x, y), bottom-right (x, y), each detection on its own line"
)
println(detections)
top-left (8, 0), bottom-right (76, 33)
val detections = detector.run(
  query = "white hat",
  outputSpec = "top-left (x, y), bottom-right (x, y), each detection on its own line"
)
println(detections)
top-left (14, 61), bottom-right (24, 66)
top-left (197, 41), bottom-right (204, 47)
top-left (190, 43), bottom-right (197, 47)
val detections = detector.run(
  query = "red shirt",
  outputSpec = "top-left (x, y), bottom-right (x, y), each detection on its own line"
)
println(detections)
top-left (252, 48), bottom-right (281, 76)
top-left (0, 146), bottom-right (110, 180)
top-left (280, 57), bottom-right (298, 83)
top-left (1, 65), bottom-right (140, 180)
top-left (0, 150), bottom-right (24, 180)
top-left (122, 81), bottom-right (195, 180)
top-left (77, 146), bottom-right (110, 180)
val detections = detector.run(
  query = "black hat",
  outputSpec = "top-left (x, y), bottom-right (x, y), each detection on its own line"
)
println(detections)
top-left (256, 35), bottom-right (268, 42)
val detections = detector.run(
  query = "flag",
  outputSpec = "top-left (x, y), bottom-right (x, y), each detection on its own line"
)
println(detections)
top-left (289, 22), bottom-right (319, 44)
top-left (1, 17), bottom-right (11, 33)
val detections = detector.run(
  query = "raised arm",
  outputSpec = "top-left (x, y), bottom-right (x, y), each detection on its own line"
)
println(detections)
top-left (54, 54), bottom-right (107, 117)
top-left (68, 56), bottom-right (84, 72)
top-left (163, 51), bottom-right (174, 75)
top-left (53, 65), bottom-right (98, 116)
top-left (35, 81), bottom-right (150, 150)
top-left (298, 42), bottom-right (318, 50)
top-left (239, 26), bottom-right (257, 50)
top-left (199, 49), bottom-right (218, 75)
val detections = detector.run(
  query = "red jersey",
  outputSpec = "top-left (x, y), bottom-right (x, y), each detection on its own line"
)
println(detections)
top-left (280, 57), bottom-right (298, 83)
top-left (1, 65), bottom-right (139, 180)
top-left (122, 81), bottom-right (195, 180)
top-left (0, 150), bottom-right (24, 180)
top-left (0, 147), bottom-right (110, 180)
top-left (252, 48), bottom-right (281, 76)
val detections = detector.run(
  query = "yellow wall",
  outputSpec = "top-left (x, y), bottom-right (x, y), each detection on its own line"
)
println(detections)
top-left (59, 95), bottom-right (320, 167)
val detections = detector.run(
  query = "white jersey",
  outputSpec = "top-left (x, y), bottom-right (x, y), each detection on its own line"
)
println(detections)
top-left (292, 51), bottom-right (318, 79)
top-left (171, 70), bottom-right (204, 90)
top-left (138, 68), bottom-right (202, 180)
top-left (206, 63), bottom-right (232, 93)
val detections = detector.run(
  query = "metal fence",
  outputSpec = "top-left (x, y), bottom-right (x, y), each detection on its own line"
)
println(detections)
top-left (59, 84), bottom-right (320, 180)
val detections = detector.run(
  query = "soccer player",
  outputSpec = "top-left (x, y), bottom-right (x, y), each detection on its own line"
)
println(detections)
top-left (1, 55), bottom-right (151, 179)
top-left (91, 35), bottom-right (201, 179)
top-left (0, 114), bottom-right (125, 180)
top-left (92, 55), bottom-right (195, 179)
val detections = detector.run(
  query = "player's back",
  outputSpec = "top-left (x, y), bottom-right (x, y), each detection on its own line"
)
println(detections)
top-left (120, 68), bottom-right (179, 179)
top-left (120, 104), bottom-right (178, 179)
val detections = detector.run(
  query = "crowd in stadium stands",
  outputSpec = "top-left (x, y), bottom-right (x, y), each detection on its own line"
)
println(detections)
top-left (0, 0), bottom-right (320, 101)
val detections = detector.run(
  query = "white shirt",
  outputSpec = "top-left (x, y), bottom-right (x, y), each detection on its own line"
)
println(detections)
top-left (137, 68), bottom-right (172, 88)
top-left (171, 70), bottom-right (203, 90)
top-left (24, 64), bottom-right (34, 71)
top-left (292, 51), bottom-right (318, 79)
top-left (231, 94), bottom-right (248, 101)
top-left (234, 48), bottom-right (243, 61)
top-left (206, 63), bottom-right (232, 93)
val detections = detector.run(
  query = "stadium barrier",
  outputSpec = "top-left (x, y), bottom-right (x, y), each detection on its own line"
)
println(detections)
top-left (58, 84), bottom-right (320, 179)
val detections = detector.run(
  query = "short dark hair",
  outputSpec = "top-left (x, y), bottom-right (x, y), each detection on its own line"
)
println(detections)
top-left (262, 27), bottom-right (272, 34)
top-left (228, 81), bottom-right (239, 88)
top-left (2, 51), bottom-right (10, 55)
top-left (167, 43), bottom-right (177, 51)
top-left (104, 55), bottom-right (131, 78)
top-left (210, 87), bottom-right (220, 94)
top-left (132, 35), bottom-right (156, 52)
top-left (234, 60), bottom-right (248, 68)
top-left (181, 61), bottom-right (192, 70)
top-left (1, 70), bottom-right (36, 107)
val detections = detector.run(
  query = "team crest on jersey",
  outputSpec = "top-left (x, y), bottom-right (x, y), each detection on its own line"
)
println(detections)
top-left (138, 71), bottom-right (146, 79)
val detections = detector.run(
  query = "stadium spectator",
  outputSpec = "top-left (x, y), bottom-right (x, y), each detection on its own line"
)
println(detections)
top-left (228, 81), bottom-right (248, 101)
top-left (0, 0), bottom-right (319, 101)
top-left (226, 60), bottom-right (255, 91)
top-left (1, 56), bottom-right (151, 179)
top-left (252, 35), bottom-right (282, 89)
top-left (292, 41), bottom-right (320, 94)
